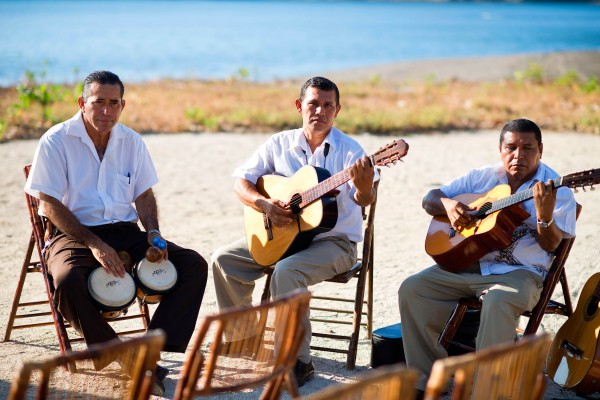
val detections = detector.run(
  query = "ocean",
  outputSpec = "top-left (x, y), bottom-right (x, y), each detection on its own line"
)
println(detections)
top-left (1, 0), bottom-right (599, 86)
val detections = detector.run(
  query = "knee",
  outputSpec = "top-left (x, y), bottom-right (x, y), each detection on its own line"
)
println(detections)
top-left (270, 261), bottom-right (306, 293)
top-left (54, 268), bottom-right (88, 300)
top-left (177, 249), bottom-right (208, 286)
top-left (480, 289), bottom-right (524, 316)
top-left (398, 274), bottom-right (423, 301)
top-left (211, 245), bottom-right (231, 272)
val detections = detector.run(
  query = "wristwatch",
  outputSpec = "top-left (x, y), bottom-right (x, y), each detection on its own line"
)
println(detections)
top-left (537, 218), bottom-right (554, 228)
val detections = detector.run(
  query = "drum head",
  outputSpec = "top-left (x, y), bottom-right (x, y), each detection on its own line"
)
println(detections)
top-left (88, 268), bottom-right (136, 309)
top-left (135, 258), bottom-right (178, 292)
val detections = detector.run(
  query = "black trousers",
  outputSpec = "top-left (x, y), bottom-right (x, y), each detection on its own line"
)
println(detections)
top-left (45, 222), bottom-right (208, 352)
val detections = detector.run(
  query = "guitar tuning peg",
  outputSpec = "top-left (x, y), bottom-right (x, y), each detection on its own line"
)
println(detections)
top-left (573, 188), bottom-right (579, 193)
top-left (590, 186), bottom-right (595, 191)
top-left (583, 187), bottom-right (587, 192)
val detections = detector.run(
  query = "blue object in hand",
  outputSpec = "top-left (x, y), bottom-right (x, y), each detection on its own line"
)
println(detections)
top-left (152, 236), bottom-right (167, 250)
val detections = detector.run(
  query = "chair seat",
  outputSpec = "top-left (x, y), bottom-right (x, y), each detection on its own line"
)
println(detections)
top-left (324, 261), bottom-right (362, 284)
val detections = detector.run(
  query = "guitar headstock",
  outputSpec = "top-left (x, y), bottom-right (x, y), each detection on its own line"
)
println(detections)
top-left (371, 139), bottom-right (409, 167)
top-left (561, 168), bottom-right (600, 192)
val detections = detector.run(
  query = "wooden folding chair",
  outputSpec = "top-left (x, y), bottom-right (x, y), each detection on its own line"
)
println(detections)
top-left (3, 165), bottom-right (151, 358)
top-left (305, 363), bottom-right (420, 400)
top-left (261, 175), bottom-right (380, 370)
top-left (439, 203), bottom-right (582, 353)
top-left (425, 333), bottom-right (551, 400)
top-left (174, 290), bottom-right (312, 400)
top-left (8, 329), bottom-right (165, 400)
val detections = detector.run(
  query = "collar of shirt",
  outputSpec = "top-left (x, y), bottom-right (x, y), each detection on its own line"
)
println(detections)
top-left (293, 127), bottom-right (340, 158)
top-left (64, 112), bottom-right (125, 162)
top-left (494, 162), bottom-right (547, 192)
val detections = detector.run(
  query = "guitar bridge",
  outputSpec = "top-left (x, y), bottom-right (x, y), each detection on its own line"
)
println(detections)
top-left (263, 213), bottom-right (273, 241)
top-left (561, 340), bottom-right (583, 359)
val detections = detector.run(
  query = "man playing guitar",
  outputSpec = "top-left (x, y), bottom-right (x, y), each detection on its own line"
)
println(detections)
top-left (399, 118), bottom-right (577, 393)
top-left (212, 76), bottom-right (377, 387)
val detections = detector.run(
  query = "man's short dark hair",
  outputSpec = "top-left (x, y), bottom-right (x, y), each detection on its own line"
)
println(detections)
top-left (299, 76), bottom-right (340, 105)
top-left (500, 118), bottom-right (542, 145)
top-left (82, 71), bottom-right (124, 100)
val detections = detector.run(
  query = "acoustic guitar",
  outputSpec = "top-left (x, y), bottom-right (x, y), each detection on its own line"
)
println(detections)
top-left (424, 168), bottom-right (600, 272)
top-left (547, 272), bottom-right (600, 395)
top-left (245, 139), bottom-right (409, 266)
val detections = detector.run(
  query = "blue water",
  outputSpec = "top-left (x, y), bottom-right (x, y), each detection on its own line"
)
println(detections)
top-left (1, 1), bottom-right (599, 86)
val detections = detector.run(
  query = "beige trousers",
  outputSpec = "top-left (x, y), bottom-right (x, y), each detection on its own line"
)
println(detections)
top-left (212, 236), bottom-right (357, 363)
top-left (398, 264), bottom-right (544, 389)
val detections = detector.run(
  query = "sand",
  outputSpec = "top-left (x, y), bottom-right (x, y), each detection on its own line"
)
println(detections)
top-left (1, 50), bottom-right (600, 399)
top-left (1, 129), bottom-right (600, 399)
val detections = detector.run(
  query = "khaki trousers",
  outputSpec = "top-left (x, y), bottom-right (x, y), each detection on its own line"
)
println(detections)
top-left (212, 236), bottom-right (357, 363)
top-left (398, 264), bottom-right (543, 389)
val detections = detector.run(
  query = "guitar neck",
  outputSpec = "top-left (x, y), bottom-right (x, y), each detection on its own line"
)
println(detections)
top-left (298, 155), bottom-right (374, 208)
top-left (481, 177), bottom-right (562, 217)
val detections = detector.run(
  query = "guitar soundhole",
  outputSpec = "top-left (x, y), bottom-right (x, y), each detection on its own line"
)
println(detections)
top-left (585, 296), bottom-right (599, 320)
top-left (290, 193), bottom-right (302, 215)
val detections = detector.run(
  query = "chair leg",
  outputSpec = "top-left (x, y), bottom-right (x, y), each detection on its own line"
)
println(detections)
top-left (3, 233), bottom-right (36, 342)
top-left (439, 303), bottom-right (469, 350)
top-left (261, 270), bottom-right (273, 303)
top-left (366, 243), bottom-right (374, 340)
top-left (559, 271), bottom-right (574, 316)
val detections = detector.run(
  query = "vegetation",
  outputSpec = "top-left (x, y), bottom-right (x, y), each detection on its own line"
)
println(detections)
top-left (1, 64), bottom-right (599, 141)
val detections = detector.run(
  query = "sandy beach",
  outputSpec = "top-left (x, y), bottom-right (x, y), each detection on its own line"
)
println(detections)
top-left (1, 128), bottom-right (599, 399)
top-left (1, 50), bottom-right (600, 399)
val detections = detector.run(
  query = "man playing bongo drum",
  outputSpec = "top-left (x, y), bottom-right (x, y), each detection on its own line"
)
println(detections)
top-left (24, 70), bottom-right (208, 396)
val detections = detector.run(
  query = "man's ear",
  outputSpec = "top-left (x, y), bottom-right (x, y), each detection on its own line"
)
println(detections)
top-left (78, 96), bottom-right (85, 111)
top-left (295, 98), bottom-right (302, 114)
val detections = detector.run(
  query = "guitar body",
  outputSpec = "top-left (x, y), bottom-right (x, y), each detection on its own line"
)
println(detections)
top-left (547, 273), bottom-right (600, 395)
top-left (424, 184), bottom-right (530, 272)
top-left (244, 165), bottom-right (338, 266)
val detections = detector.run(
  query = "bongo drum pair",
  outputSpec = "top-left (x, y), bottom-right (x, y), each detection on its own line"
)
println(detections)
top-left (88, 257), bottom-right (178, 319)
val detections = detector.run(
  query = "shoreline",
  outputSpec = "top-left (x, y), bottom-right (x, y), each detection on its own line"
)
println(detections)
top-left (1, 50), bottom-right (599, 89)
top-left (321, 50), bottom-right (600, 83)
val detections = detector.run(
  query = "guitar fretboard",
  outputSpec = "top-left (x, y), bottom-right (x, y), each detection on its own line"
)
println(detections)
top-left (292, 155), bottom-right (375, 208)
top-left (480, 177), bottom-right (562, 218)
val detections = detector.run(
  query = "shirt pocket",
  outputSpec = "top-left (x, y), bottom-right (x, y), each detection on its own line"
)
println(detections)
top-left (110, 173), bottom-right (135, 204)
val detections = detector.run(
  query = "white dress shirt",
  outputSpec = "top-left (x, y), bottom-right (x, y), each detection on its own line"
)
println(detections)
top-left (233, 127), bottom-right (378, 243)
top-left (440, 162), bottom-right (577, 277)
top-left (25, 112), bottom-right (158, 226)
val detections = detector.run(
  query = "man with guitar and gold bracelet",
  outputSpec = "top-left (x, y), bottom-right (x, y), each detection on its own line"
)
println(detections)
top-left (212, 76), bottom-right (383, 387)
top-left (399, 118), bottom-right (577, 393)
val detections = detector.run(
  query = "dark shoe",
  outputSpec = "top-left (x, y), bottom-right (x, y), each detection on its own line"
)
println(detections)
top-left (151, 376), bottom-right (165, 397)
top-left (293, 359), bottom-right (314, 387)
top-left (155, 365), bottom-right (169, 381)
top-left (151, 365), bottom-right (168, 397)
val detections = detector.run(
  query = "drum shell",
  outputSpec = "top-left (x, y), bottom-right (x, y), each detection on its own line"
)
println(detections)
top-left (133, 258), bottom-right (178, 304)
top-left (87, 268), bottom-right (136, 319)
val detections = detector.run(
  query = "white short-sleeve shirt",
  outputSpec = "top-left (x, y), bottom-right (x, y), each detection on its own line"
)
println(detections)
top-left (440, 162), bottom-right (576, 277)
top-left (233, 127), bottom-right (379, 243)
top-left (25, 112), bottom-right (158, 226)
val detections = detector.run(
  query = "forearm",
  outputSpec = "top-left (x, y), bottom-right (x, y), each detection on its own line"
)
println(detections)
top-left (39, 193), bottom-right (102, 248)
top-left (422, 189), bottom-right (448, 216)
top-left (135, 188), bottom-right (160, 232)
top-left (234, 178), bottom-right (270, 212)
top-left (354, 186), bottom-right (376, 207)
top-left (536, 220), bottom-right (563, 252)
